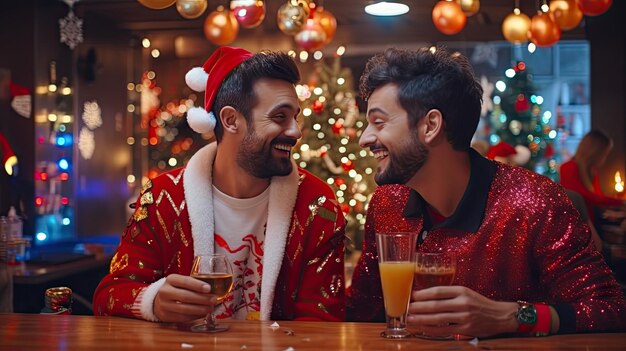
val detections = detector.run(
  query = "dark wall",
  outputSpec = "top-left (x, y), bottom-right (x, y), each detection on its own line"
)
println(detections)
top-left (586, 0), bottom-right (626, 195)
top-left (0, 0), bottom-right (36, 234)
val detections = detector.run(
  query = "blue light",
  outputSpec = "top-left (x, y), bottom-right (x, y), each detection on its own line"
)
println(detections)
top-left (56, 136), bottom-right (66, 146)
top-left (62, 218), bottom-right (71, 225)
top-left (58, 158), bottom-right (69, 170)
top-left (489, 134), bottom-right (500, 144)
top-left (59, 125), bottom-right (66, 132)
top-left (36, 232), bottom-right (48, 241)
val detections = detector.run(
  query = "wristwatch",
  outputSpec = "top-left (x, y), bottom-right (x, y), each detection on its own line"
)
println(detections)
top-left (515, 301), bottom-right (537, 333)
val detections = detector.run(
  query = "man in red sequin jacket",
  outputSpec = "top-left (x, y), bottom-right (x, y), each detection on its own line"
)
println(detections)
top-left (347, 47), bottom-right (625, 337)
top-left (93, 47), bottom-right (345, 323)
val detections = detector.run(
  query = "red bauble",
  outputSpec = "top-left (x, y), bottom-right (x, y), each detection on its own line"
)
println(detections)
top-left (576, 0), bottom-right (612, 16)
top-left (312, 100), bottom-right (324, 114)
top-left (514, 94), bottom-right (530, 113)
top-left (334, 177), bottom-right (345, 186)
top-left (230, 0), bottom-right (266, 29)
top-left (294, 18), bottom-right (327, 51)
top-left (332, 121), bottom-right (343, 135)
top-left (341, 160), bottom-right (354, 171)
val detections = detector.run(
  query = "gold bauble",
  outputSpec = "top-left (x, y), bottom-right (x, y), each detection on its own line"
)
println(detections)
top-left (137, 0), bottom-right (176, 10)
top-left (204, 8), bottom-right (239, 46)
top-left (456, 0), bottom-right (480, 17)
top-left (501, 11), bottom-right (531, 44)
top-left (550, 0), bottom-right (583, 30)
top-left (277, 0), bottom-right (310, 35)
top-left (529, 11), bottom-right (561, 47)
top-left (315, 7), bottom-right (337, 43)
top-left (176, 0), bottom-right (207, 19)
top-left (432, 0), bottom-right (467, 35)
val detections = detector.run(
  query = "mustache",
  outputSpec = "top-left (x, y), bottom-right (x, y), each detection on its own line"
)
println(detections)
top-left (369, 143), bottom-right (386, 152)
top-left (271, 137), bottom-right (298, 147)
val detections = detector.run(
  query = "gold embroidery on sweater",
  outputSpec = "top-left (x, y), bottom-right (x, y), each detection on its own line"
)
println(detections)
top-left (130, 226), bottom-right (140, 241)
top-left (166, 170), bottom-right (184, 185)
top-left (329, 274), bottom-right (342, 297)
top-left (122, 303), bottom-right (133, 310)
top-left (176, 221), bottom-right (189, 247)
top-left (131, 288), bottom-right (138, 298)
top-left (316, 302), bottom-right (329, 314)
top-left (110, 253), bottom-right (129, 274)
top-left (140, 192), bottom-right (154, 206)
top-left (107, 295), bottom-right (116, 311)
top-left (320, 287), bottom-right (330, 299)
top-left (289, 243), bottom-right (303, 266)
top-left (138, 260), bottom-right (144, 269)
top-left (156, 189), bottom-right (186, 217)
top-left (317, 207), bottom-right (337, 223)
top-left (134, 207), bottom-right (148, 222)
top-left (316, 251), bottom-right (332, 273)
top-left (166, 251), bottom-right (181, 272)
top-left (307, 257), bottom-right (320, 265)
top-left (156, 210), bottom-right (171, 243)
top-left (141, 179), bottom-right (152, 194)
top-left (316, 229), bottom-right (326, 247)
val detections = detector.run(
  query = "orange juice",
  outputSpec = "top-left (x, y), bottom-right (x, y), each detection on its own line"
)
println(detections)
top-left (379, 261), bottom-right (415, 317)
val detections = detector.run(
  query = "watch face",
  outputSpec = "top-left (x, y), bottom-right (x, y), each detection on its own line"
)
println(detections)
top-left (518, 304), bottom-right (537, 325)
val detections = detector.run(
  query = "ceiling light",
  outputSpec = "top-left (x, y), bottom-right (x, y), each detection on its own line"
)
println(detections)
top-left (365, 2), bottom-right (409, 16)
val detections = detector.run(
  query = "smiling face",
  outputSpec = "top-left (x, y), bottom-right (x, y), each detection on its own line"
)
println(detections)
top-left (359, 83), bottom-right (429, 185)
top-left (236, 78), bottom-right (302, 178)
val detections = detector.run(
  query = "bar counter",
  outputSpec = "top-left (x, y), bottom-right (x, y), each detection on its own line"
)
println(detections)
top-left (1, 313), bottom-right (625, 350)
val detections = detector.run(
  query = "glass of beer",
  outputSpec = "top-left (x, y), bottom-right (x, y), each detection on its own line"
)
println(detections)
top-left (376, 232), bottom-right (418, 339)
top-left (412, 252), bottom-right (457, 340)
top-left (190, 254), bottom-right (234, 333)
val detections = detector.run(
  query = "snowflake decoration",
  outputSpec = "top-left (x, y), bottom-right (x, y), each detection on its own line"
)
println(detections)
top-left (78, 127), bottom-right (95, 160)
top-left (59, 10), bottom-right (83, 50)
top-left (82, 101), bottom-right (102, 130)
top-left (480, 75), bottom-right (494, 117)
top-left (471, 43), bottom-right (498, 69)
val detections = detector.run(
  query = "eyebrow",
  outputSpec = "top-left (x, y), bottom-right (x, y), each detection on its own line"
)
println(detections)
top-left (268, 102), bottom-right (300, 116)
top-left (367, 107), bottom-right (388, 117)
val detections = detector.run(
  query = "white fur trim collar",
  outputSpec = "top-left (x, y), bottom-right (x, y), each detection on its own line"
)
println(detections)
top-left (183, 142), bottom-right (299, 320)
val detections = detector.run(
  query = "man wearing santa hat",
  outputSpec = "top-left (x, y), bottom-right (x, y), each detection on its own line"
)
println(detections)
top-left (94, 47), bottom-right (346, 323)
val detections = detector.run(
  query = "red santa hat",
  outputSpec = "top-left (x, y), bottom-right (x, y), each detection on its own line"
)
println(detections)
top-left (486, 141), bottom-right (517, 160)
top-left (184, 46), bottom-right (253, 134)
top-left (9, 81), bottom-right (31, 118)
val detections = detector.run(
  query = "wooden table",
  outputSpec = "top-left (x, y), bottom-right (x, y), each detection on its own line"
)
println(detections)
top-left (1, 313), bottom-right (625, 350)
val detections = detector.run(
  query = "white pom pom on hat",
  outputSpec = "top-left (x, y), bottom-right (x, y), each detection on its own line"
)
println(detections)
top-left (185, 67), bottom-right (208, 92)
top-left (185, 46), bottom-right (253, 135)
top-left (187, 107), bottom-right (216, 134)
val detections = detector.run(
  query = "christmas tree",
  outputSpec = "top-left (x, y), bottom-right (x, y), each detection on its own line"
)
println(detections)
top-left (295, 55), bottom-right (377, 251)
top-left (488, 61), bottom-right (557, 174)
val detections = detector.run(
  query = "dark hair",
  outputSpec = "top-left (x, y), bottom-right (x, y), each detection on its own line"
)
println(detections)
top-left (359, 46), bottom-right (483, 150)
top-left (212, 51), bottom-right (300, 141)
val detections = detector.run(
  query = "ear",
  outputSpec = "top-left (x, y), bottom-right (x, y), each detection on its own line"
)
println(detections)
top-left (422, 109), bottom-right (444, 145)
top-left (219, 106), bottom-right (242, 135)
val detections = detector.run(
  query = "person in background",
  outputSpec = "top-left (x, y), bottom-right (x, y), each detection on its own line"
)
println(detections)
top-left (93, 46), bottom-right (346, 323)
top-left (486, 141), bottom-right (517, 165)
top-left (348, 46), bottom-right (626, 337)
top-left (560, 129), bottom-right (625, 222)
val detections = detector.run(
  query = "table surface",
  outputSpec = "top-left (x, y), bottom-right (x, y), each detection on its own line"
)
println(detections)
top-left (1, 313), bottom-right (625, 350)
top-left (10, 253), bottom-right (112, 285)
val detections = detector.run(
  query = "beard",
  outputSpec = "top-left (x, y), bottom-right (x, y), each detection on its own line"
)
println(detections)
top-left (375, 132), bottom-right (428, 186)
top-left (237, 128), bottom-right (295, 179)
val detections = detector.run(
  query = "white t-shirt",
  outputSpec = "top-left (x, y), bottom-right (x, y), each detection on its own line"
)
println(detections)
top-left (212, 185), bottom-right (269, 320)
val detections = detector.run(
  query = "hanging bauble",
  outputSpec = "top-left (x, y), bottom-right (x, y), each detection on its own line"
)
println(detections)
top-left (137, 0), bottom-right (175, 9)
top-left (529, 11), bottom-right (561, 47)
top-left (277, 0), bottom-right (310, 35)
top-left (294, 18), bottom-right (327, 51)
top-left (315, 6), bottom-right (337, 44)
top-left (312, 100), bottom-right (325, 114)
top-left (514, 94), bottom-right (530, 113)
top-left (432, 0), bottom-right (467, 35)
top-left (332, 121), bottom-right (343, 135)
top-left (204, 8), bottom-right (239, 46)
top-left (576, 0), bottom-right (612, 16)
top-left (549, 0), bottom-right (583, 30)
top-left (456, 0), bottom-right (480, 17)
top-left (230, 0), bottom-right (266, 29)
top-left (176, 0), bottom-right (207, 19)
top-left (502, 11), bottom-right (531, 44)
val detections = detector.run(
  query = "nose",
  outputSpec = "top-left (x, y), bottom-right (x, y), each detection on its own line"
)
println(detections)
top-left (285, 117), bottom-right (302, 140)
top-left (359, 123), bottom-right (375, 148)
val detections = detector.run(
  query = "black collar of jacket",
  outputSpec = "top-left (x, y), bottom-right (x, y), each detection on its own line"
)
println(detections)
top-left (402, 148), bottom-right (497, 233)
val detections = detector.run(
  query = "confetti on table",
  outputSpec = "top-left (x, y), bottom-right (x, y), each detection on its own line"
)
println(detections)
top-left (283, 347), bottom-right (295, 351)
top-left (270, 322), bottom-right (280, 328)
top-left (285, 330), bottom-right (295, 336)
top-left (469, 338), bottom-right (479, 346)
top-left (181, 343), bottom-right (194, 349)
top-left (240, 346), bottom-right (247, 350)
